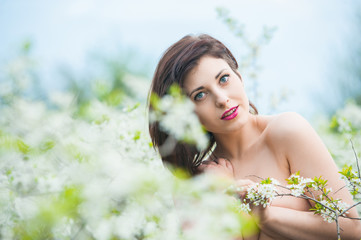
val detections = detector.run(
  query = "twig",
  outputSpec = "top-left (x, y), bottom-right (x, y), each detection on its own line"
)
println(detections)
top-left (350, 139), bottom-right (361, 179)
top-left (334, 185), bottom-right (348, 195)
top-left (306, 187), bottom-right (316, 199)
top-left (335, 212), bottom-right (340, 240)
top-left (318, 185), bottom-right (341, 215)
top-left (341, 201), bottom-right (361, 215)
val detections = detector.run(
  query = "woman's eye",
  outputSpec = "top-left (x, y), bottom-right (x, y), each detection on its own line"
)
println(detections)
top-left (220, 74), bottom-right (229, 84)
top-left (194, 92), bottom-right (205, 101)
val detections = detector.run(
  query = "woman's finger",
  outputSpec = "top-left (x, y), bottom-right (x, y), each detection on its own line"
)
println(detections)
top-left (217, 158), bottom-right (234, 171)
top-left (217, 158), bottom-right (227, 167)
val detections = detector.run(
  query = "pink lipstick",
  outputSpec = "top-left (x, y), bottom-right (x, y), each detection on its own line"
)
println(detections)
top-left (221, 106), bottom-right (239, 120)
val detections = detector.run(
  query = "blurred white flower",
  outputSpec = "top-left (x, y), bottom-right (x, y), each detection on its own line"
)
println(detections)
top-left (49, 91), bottom-right (76, 109)
top-left (151, 91), bottom-right (209, 151)
top-left (0, 92), bottom-right (252, 239)
top-left (52, 217), bottom-right (76, 239)
top-left (14, 197), bottom-right (39, 219)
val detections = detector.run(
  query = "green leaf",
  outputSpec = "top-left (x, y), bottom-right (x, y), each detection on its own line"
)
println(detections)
top-left (261, 178), bottom-right (272, 184)
top-left (126, 102), bottom-right (140, 112)
top-left (150, 93), bottom-right (160, 110)
top-left (329, 116), bottom-right (339, 131)
top-left (16, 139), bottom-right (30, 154)
top-left (40, 140), bottom-right (55, 152)
top-left (169, 83), bottom-right (182, 97)
top-left (133, 130), bottom-right (141, 141)
top-left (105, 89), bottom-right (123, 106)
top-left (22, 40), bottom-right (32, 55)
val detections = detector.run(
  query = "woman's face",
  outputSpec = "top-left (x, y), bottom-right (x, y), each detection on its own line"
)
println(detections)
top-left (183, 56), bottom-right (250, 134)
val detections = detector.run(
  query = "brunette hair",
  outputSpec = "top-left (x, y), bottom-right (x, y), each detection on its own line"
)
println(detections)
top-left (148, 34), bottom-right (258, 176)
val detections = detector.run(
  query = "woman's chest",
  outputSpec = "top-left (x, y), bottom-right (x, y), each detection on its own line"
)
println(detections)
top-left (232, 144), bottom-right (288, 181)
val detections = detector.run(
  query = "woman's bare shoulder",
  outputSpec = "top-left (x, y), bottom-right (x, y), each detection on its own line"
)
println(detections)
top-left (261, 112), bottom-right (313, 147)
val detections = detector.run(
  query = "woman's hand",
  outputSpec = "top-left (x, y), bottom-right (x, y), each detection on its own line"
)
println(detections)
top-left (197, 158), bottom-right (234, 180)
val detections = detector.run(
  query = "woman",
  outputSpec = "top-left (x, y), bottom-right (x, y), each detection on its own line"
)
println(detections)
top-left (148, 34), bottom-right (361, 239)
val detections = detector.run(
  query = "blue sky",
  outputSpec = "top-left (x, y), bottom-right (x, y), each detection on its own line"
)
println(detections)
top-left (0, 0), bottom-right (358, 119)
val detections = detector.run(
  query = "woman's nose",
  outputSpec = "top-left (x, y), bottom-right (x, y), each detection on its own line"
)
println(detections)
top-left (215, 92), bottom-right (229, 108)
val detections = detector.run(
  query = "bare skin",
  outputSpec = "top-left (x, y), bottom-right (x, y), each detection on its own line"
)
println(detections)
top-left (184, 56), bottom-right (361, 240)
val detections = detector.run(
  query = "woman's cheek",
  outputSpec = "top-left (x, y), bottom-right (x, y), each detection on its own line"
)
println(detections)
top-left (195, 112), bottom-right (209, 129)
top-left (195, 105), bottom-right (217, 130)
top-left (194, 108), bottom-right (203, 121)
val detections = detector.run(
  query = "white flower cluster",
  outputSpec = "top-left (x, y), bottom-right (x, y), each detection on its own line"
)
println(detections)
top-left (0, 95), bottom-right (167, 238)
top-left (350, 177), bottom-right (361, 188)
top-left (287, 173), bottom-right (313, 197)
top-left (246, 179), bottom-right (278, 208)
top-left (340, 168), bottom-right (361, 200)
top-left (150, 92), bottom-right (209, 151)
top-left (318, 198), bottom-right (350, 223)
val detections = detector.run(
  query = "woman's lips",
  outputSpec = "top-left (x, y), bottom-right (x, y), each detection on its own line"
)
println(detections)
top-left (221, 106), bottom-right (239, 120)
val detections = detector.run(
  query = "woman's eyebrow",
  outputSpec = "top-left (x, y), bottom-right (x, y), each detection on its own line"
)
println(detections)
top-left (188, 69), bottom-right (227, 96)
top-left (215, 68), bottom-right (227, 79)
top-left (189, 86), bottom-right (204, 97)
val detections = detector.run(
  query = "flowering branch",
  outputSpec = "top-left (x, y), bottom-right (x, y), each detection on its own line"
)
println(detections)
top-left (228, 166), bottom-right (361, 240)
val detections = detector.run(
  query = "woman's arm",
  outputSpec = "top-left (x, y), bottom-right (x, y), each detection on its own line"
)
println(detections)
top-left (260, 206), bottom-right (360, 240)
top-left (262, 112), bottom-right (361, 239)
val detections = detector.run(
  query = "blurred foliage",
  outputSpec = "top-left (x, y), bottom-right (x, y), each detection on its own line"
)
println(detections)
top-left (317, 4), bottom-right (361, 186)
top-left (0, 41), bottom-right (45, 105)
top-left (0, 39), bottom-right (151, 123)
top-left (318, 101), bottom-right (361, 211)
top-left (58, 48), bottom-right (151, 117)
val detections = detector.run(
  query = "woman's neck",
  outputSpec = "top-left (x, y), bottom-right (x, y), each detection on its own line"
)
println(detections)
top-left (212, 114), bottom-right (263, 161)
